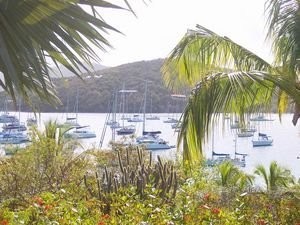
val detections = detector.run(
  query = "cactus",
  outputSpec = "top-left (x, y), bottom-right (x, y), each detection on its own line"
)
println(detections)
top-left (95, 172), bottom-right (102, 200)
top-left (149, 151), bottom-right (152, 167)
top-left (137, 147), bottom-right (142, 166)
top-left (117, 151), bottom-right (124, 174)
top-left (83, 145), bottom-right (179, 211)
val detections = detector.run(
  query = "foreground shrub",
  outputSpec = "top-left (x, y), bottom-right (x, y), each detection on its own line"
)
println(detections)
top-left (0, 132), bottom-right (299, 224)
top-left (0, 121), bottom-right (90, 206)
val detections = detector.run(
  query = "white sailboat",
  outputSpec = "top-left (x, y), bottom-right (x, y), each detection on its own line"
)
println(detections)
top-left (64, 90), bottom-right (96, 139)
top-left (250, 114), bottom-right (274, 121)
top-left (63, 93), bottom-right (80, 127)
top-left (116, 86), bottom-right (137, 135)
top-left (252, 133), bottom-right (273, 147)
top-left (136, 81), bottom-right (172, 150)
top-left (106, 91), bottom-right (121, 129)
top-left (0, 98), bottom-right (18, 124)
top-left (146, 93), bottom-right (160, 120)
top-left (0, 98), bottom-right (29, 146)
top-left (206, 132), bottom-right (247, 167)
top-left (65, 126), bottom-right (96, 139)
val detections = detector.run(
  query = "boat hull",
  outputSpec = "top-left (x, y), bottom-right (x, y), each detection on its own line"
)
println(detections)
top-left (252, 140), bottom-right (273, 147)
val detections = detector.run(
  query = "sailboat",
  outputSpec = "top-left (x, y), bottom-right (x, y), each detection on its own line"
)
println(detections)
top-left (26, 111), bottom-right (37, 126)
top-left (0, 98), bottom-right (18, 124)
top-left (65, 126), bottom-right (96, 139)
top-left (106, 91), bottom-right (121, 129)
top-left (250, 114), bottom-right (274, 121)
top-left (252, 133), bottom-right (273, 147)
top-left (64, 90), bottom-right (96, 139)
top-left (116, 86), bottom-right (137, 135)
top-left (2, 98), bottom-right (27, 132)
top-left (136, 81), bottom-right (173, 150)
top-left (0, 98), bottom-right (29, 145)
top-left (206, 130), bottom-right (247, 167)
top-left (146, 92), bottom-right (160, 120)
top-left (163, 94), bottom-right (185, 124)
top-left (232, 137), bottom-right (247, 167)
top-left (62, 92), bottom-right (80, 128)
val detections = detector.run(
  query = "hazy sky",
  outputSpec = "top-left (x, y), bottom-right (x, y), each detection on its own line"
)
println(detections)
top-left (98, 0), bottom-right (273, 67)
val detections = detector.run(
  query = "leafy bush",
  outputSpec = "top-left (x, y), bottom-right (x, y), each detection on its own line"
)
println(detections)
top-left (0, 131), bottom-right (299, 224)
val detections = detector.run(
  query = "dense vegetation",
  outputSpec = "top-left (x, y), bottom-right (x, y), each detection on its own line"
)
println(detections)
top-left (0, 122), bottom-right (299, 224)
top-left (0, 59), bottom-right (187, 113)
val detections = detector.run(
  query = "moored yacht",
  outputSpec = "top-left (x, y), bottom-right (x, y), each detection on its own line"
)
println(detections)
top-left (127, 114), bottom-right (143, 122)
top-left (250, 115), bottom-right (274, 121)
top-left (146, 115), bottom-right (160, 120)
top-left (117, 125), bottom-right (136, 135)
top-left (65, 126), bottom-right (96, 139)
top-left (0, 113), bottom-right (19, 123)
top-left (237, 131), bottom-right (254, 137)
top-left (252, 133), bottom-right (273, 147)
top-left (163, 118), bottom-right (179, 123)
top-left (3, 122), bottom-right (27, 132)
top-left (0, 132), bottom-right (29, 144)
top-left (136, 134), bottom-right (173, 150)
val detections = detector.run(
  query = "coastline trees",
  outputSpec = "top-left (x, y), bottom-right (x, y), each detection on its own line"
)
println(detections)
top-left (162, 0), bottom-right (300, 165)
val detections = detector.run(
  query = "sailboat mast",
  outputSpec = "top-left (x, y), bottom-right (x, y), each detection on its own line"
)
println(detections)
top-left (143, 81), bottom-right (148, 132)
top-left (211, 126), bottom-right (214, 158)
top-left (75, 89), bottom-right (79, 124)
top-left (66, 93), bottom-right (69, 119)
top-left (18, 98), bottom-right (21, 123)
top-left (234, 135), bottom-right (237, 158)
top-left (112, 91), bottom-right (118, 142)
top-left (121, 83), bottom-right (125, 128)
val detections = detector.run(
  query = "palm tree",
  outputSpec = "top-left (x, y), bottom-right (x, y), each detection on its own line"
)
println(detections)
top-left (0, 0), bottom-right (134, 105)
top-left (162, 0), bottom-right (300, 165)
top-left (254, 161), bottom-right (294, 191)
top-left (217, 161), bottom-right (253, 189)
top-left (30, 120), bottom-right (76, 155)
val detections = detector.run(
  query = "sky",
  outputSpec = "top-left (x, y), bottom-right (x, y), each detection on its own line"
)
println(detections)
top-left (97, 0), bottom-right (273, 67)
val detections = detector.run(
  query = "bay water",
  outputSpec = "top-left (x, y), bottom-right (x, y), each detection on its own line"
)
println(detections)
top-left (4, 112), bottom-right (300, 180)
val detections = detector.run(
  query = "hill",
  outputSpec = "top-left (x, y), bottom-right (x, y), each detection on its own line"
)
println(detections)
top-left (11, 59), bottom-right (187, 113)
top-left (49, 63), bottom-right (107, 78)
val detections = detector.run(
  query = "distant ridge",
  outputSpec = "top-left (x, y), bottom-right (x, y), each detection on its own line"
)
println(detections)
top-left (50, 63), bottom-right (107, 78)
top-left (1, 59), bottom-right (188, 113)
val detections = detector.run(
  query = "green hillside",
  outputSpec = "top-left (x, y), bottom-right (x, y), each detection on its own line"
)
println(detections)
top-left (6, 59), bottom-right (187, 113)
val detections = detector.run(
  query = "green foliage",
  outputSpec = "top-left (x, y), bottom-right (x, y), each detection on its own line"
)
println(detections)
top-left (0, 121), bottom-right (89, 205)
top-left (0, 0), bottom-right (134, 105)
top-left (0, 127), bottom-right (299, 224)
top-left (254, 161), bottom-right (295, 191)
top-left (217, 161), bottom-right (254, 189)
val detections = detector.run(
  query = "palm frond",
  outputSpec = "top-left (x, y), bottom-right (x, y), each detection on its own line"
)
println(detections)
top-left (266, 0), bottom-right (300, 76)
top-left (178, 71), bottom-right (300, 164)
top-left (162, 24), bottom-right (272, 90)
top-left (0, 0), bottom-right (133, 105)
top-left (255, 164), bottom-right (270, 190)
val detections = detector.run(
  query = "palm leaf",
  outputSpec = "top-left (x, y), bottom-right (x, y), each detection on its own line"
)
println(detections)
top-left (0, 0), bottom-right (133, 105)
top-left (163, 25), bottom-right (300, 165)
top-left (255, 164), bottom-right (270, 190)
top-left (266, 0), bottom-right (300, 75)
top-left (162, 25), bottom-right (273, 90)
top-left (178, 70), bottom-right (300, 164)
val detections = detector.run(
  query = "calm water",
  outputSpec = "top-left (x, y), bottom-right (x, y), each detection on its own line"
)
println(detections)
top-left (4, 112), bottom-right (300, 179)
